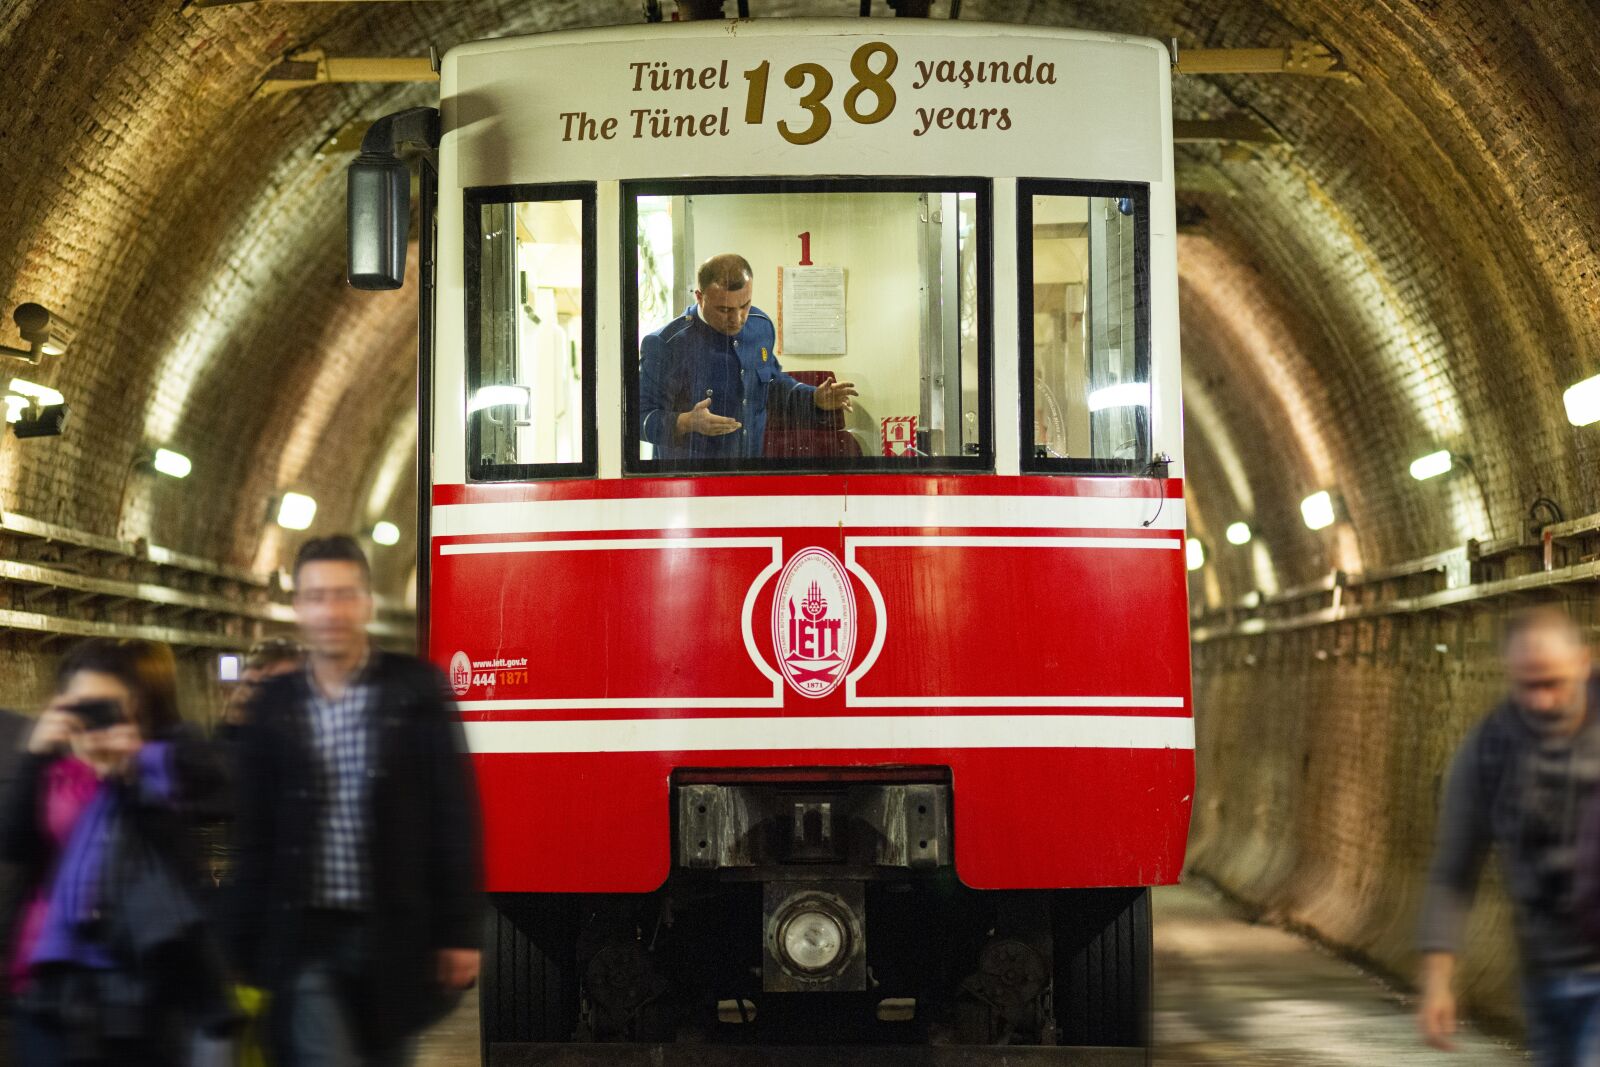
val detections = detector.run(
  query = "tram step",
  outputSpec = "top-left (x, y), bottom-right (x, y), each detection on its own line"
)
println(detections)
top-left (488, 1045), bottom-right (1147, 1067)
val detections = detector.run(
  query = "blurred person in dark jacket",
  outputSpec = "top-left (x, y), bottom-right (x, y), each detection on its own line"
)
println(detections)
top-left (202, 638), bottom-right (305, 937)
top-left (0, 707), bottom-right (31, 969)
top-left (1, 639), bottom-right (233, 1065)
top-left (1418, 605), bottom-right (1600, 1066)
top-left (0, 706), bottom-right (29, 1053)
top-left (230, 535), bottom-right (482, 1066)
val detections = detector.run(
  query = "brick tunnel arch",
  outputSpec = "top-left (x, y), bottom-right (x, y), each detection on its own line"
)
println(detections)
top-left (1, 0), bottom-right (1597, 1033)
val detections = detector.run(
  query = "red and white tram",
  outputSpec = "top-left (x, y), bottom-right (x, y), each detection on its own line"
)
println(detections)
top-left (349, 14), bottom-right (1191, 1056)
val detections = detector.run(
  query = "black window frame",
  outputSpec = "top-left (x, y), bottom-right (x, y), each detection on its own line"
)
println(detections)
top-left (621, 176), bottom-right (995, 477)
top-left (1017, 178), bottom-right (1152, 476)
top-left (464, 182), bottom-right (598, 482)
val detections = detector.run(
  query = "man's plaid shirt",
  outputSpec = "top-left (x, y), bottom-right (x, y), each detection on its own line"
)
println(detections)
top-left (306, 661), bottom-right (375, 910)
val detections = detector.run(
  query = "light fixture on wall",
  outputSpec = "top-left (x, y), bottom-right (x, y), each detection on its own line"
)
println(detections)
top-left (1225, 521), bottom-right (1252, 545)
top-left (1409, 449), bottom-right (1453, 481)
top-left (1300, 490), bottom-right (1337, 531)
top-left (1564, 374), bottom-right (1600, 427)
top-left (152, 448), bottom-right (192, 479)
top-left (0, 304), bottom-right (74, 364)
top-left (372, 520), bottom-right (401, 546)
top-left (1186, 538), bottom-right (1205, 571)
top-left (11, 405), bottom-right (68, 439)
top-left (6, 377), bottom-right (69, 438)
top-left (276, 492), bottom-right (318, 531)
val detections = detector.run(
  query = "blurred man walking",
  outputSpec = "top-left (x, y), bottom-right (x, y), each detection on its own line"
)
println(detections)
top-left (1418, 604), bottom-right (1600, 1066)
top-left (231, 536), bottom-right (481, 1066)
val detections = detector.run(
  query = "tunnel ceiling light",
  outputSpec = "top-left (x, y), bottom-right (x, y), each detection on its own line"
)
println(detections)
top-left (1301, 490), bottom-right (1336, 531)
top-left (1409, 449), bottom-right (1453, 481)
top-left (1086, 382), bottom-right (1149, 412)
top-left (1186, 538), bottom-right (1205, 571)
top-left (2, 396), bottom-right (26, 424)
top-left (1564, 374), bottom-right (1600, 427)
top-left (276, 492), bottom-right (318, 531)
top-left (152, 447), bottom-right (192, 479)
top-left (468, 384), bottom-right (531, 413)
top-left (8, 378), bottom-right (64, 407)
top-left (1225, 521), bottom-right (1252, 545)
top-left (372, 520), bottom-right (401, 546)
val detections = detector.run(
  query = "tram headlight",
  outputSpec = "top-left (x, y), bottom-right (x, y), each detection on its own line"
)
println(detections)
top-left (779, 908), bottom-right (846, 974)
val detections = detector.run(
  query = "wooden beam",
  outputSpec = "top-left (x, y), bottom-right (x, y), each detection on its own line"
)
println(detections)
top-left (1175, 40), bottom-right (1359, 85)
top-left (254, 49), bottom-right (437, 98)
top-left (1172, 117), bottom-right (1281, 145)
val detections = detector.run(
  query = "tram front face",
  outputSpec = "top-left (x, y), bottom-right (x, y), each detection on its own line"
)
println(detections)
top-left (425, 18), bottom-right (1190, 1045)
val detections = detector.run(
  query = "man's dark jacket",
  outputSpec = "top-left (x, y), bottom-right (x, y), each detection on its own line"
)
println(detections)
top-left (229, 650), bottom-right (482, 1049)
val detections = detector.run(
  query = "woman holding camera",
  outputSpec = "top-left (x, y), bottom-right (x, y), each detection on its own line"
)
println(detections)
top-left (2, 638), bottom-right (233, 1065)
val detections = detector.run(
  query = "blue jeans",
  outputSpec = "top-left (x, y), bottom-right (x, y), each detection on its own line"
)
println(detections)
top-left (276, 912), bottom-right (418, 1067)
top-left (1525, 970), bottom-right (1600, 1067)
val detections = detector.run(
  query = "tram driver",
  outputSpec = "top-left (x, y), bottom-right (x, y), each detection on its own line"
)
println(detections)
top-left (640, 253), bottom-right (857, 461)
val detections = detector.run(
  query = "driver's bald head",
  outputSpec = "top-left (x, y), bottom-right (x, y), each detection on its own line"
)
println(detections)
top-left (697, 253), bottom-right (753, 294)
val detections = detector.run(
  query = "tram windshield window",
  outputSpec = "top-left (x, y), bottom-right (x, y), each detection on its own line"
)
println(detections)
top-left (1021, 185), bottom-right (1149, 472)
top-left (628, 183), bottom-right (988, 473)
top-left (467, 190), bottom-right (593, 479)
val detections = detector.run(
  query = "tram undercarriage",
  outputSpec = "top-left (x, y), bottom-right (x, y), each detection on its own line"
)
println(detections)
top-left (481, 771), bottom-right (1151, 1055)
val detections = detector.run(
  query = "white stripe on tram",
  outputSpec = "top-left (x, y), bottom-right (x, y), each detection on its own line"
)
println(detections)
top-left (433, 494), bottom-right (1186, 537)
top-left (438, 534), bottom-right (1180, 557)
top-left (462, 714), bottom-right (1195, 754)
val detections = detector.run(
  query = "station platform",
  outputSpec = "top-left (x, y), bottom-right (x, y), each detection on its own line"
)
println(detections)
top-left (415, 883), bottom-right (1522, 1066)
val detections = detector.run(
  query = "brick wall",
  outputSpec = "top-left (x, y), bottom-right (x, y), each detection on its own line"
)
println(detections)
top-left (1186, 602), bottom-right (1557, 1032)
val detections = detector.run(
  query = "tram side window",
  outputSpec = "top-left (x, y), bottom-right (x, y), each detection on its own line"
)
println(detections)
top-left (1023, 188), bottom-right (1148, 471)
top-left (629, 185), bottom-right (988, 472)
top-left (468, 194), bottom-right (590, 478)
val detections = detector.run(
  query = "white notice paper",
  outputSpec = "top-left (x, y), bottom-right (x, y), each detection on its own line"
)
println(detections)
top-left (780, 266), bottom-right (846, 355)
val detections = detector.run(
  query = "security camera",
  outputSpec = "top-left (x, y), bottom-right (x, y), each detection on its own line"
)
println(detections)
top-left (3, 303), bottom-right (74, 364)
top-left (12, 402), bottom-right (68, 439)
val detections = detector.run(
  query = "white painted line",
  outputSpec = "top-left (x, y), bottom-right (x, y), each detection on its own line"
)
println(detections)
top-left (847, 695), bottom-right (1187, 709)
top-left (462, 713), bottom-right (1195, 754)
top-left (435, 494), bottom-right (1186, 537)
top-left (847, 535), bottom-right (1180, 550)
top-left (440, 536), bottom-right (780, 556)
top-left (458, 696), bottom-right (784, 711)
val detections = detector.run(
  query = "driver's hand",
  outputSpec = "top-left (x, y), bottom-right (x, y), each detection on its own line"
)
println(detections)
top-left (814, 378), bottom-right (859, 412)
top-left (678, 398), bottom-right (742, 437)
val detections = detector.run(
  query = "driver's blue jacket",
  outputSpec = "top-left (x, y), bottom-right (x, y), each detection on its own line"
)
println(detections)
top-left (639, 305), bottom-right (817, 460)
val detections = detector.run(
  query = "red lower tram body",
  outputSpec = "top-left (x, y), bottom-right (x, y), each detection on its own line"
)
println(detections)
top-left (431, 474), bottom-right (1193, 1047)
